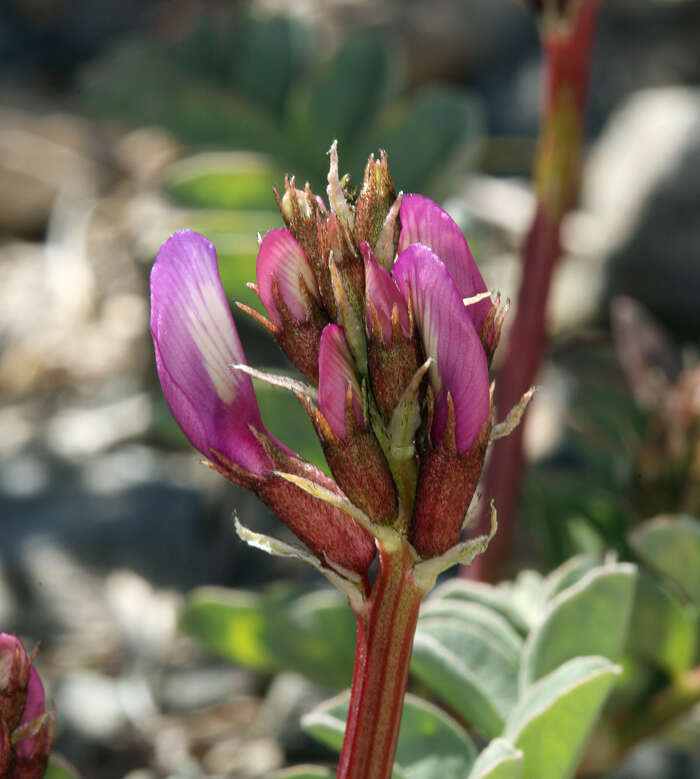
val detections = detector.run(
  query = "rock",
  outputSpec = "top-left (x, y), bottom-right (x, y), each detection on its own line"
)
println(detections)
top-left (159, 666), bottom-right (256, 714)
top-left (0, 107), bottom-right (101, 235)
top-left (583, 87), bottom-right (700, 338)
top-left (256, 672), bottom-right (329, 756)
top-left (54, 671), bottom-right (130, 742)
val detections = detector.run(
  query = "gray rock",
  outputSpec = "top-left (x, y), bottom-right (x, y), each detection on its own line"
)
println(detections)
top-left (583, 87), bottom-right (700, 338)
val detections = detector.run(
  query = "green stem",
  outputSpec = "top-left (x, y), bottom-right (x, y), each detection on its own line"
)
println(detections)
top-left (337, 538), bottom-right (426, 779)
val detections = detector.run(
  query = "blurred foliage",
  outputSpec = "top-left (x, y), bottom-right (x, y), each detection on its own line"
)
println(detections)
top-left (80, 7), bottom-right (483, 196)
top-left (180, 583), bottom-right (355, 689)
top-left (181, 515), bottom-right (700, 776)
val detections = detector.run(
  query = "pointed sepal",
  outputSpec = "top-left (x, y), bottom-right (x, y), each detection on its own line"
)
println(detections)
top-left (298, 391), bottom-right (398, 526)
top-left (211, 435), bottom-right (376, 575)
top-left (234, 516), bottom-right (366, 609)
top-left (362, 242), bottom-right (421, 420)
top-left (409, 394), bottom-right (493, 558)
top-left (354, 150), bottom-right (397, 251)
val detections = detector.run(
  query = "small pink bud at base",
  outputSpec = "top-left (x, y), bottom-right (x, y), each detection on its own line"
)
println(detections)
top-left (0, 636), bottom-right (53, 779)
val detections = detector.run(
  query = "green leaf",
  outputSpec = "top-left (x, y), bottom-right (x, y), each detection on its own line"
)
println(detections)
top-left (288, 34), bottom-right (398, 179)
top-left (269, 767), bottom-right (334, 779)
top-left (520, 562), bottom-right (636, 688)
top-left (419, 600), bottom-right (524, 658)
top-left (430, 578), bottom-right (530, 635)
top-left (360, 86), bottom-right (484, 198)
top-left (227, 14), bottom-right (313, 119)
top-left (302, 691), bottom-right (476, 779)
top-left (411, 608), bottom-right (521, 737)
top-left (179, 586), bottom-right (285, 673)
top-left (179, 586), bottom-right (355, 688)
top-left (542, 554), bottom-right (601, 601)
top-left (82, 41), bottom-right (290, 151)
top-left (629, 515), bottom-right (700, 607)
top-left (163, 152), bottom-right (283, 211)
top-left (504, 570), bottom-right (547, 629)
top-left (503, 656), bottom-right (620, 779)
top-left (468, 738), bottom-right (523, 779)
top-left (44, 756), bottom-right (81, 779)
top-left (626, 570), bottom-right (698, 673)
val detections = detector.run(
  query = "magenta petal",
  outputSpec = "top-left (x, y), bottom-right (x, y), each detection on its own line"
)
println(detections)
top-left (318, 325), bottom-right (364, 440)
top-left (257, 228), bottom-right (320, 327)
top-left (14, 666), bottom-right (46, 762)
top-left (361, 242), bottom-right (410, 342)
top-left (150, 230), bottom-right (271, 473)
top-left (398, 194), bottom-right (491, 330)
top-left (393, 244), bottom-right (489, 452)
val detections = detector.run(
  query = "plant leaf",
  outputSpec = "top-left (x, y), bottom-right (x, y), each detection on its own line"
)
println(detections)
top-left (269, 766), bottom-right (335, 778)
top-left (520, 562), bottom-right (636, 688)
top-left (302, 691), bottom-right (476, 779)
top-left (179, 585), bottom-right (356, 688)
top-left (467, 738), bottom-right (523, 779)
top-left (44, 756), bottom-right (82, 779)
top-left (163, 152), bottom-right (283, 211)
top-left (430, 578), bottom-right (531, 635)
top-left (629, 515), bottom-right (700, 607)
top-left (503, 656), bottom-right (620, 779)
top-left (411, 609), bottom-right (521, 737)
top-left (626, 570), bottom-right (698, 673)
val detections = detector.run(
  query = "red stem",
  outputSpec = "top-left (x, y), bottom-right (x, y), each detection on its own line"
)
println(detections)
top-left (337, 540), bottom-right (425, 779)
top-left (469, 0), bottom-right (601, 582)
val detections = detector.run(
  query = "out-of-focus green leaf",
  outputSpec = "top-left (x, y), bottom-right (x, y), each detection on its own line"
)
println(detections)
top-left (503, 656), bottom-right (620, 779)
top-left (360, 86), bottom-right (484, 198)
top-left (302, 691), bottom-right (476, 779)
top-left (543, 554), bottom-right (601, 601)
top-left (227, 14), bottom-right (314, 119)
top-left (179, 586), bottom-right (355, 688)
top-left (288, 34), bottom-right (398, 178)
top-left (627, 570), bottom-right (698, 673)
top-left (82, 41), bottom-right (290, 151)
top-left (629, 515), bottom-right (700, 607)
top-left (419, 600), bottom-right (524, 658)
top-left (504, 570), bottom-right (546, 630)
top-left (520, 562), bottom-right (636, 688)
top-left (467, 738), bottom-right (523, 779)
top-left (429, 578), bottom-right (530, 635)
top-left (163, 152), bottom-right (283, 211)
top-left (44, 756), bottom-right (81, 779)
top-left (411, 609), bottom-right (521, 738)
top-left (269, 768), bottom-right (334, 779)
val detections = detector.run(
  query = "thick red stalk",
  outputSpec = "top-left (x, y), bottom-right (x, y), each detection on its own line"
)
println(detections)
top-left (469, 0), bottom-right (601, 581)
top-left (337, 539), bottom-right (425, 779)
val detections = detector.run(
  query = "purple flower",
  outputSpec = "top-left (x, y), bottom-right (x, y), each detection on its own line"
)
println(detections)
top-left (151, 230), bottom-right (375, 574)
top-left (0, 635), bottom-right (53, 779)
top-left (151, 148), bottom-right (502, 566)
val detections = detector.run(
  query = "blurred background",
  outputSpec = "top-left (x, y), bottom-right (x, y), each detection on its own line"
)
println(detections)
top-left (1, 0), bottom-right (699, 776)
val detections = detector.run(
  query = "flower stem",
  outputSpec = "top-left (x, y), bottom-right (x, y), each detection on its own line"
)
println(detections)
top-left (469, 0), bottom-right (601, 582)
top-left (337, 537), bottom-right (426, 779)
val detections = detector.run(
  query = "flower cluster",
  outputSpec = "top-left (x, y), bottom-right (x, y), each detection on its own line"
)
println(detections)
top-left (150, 144), bottom-right (507, 581)
top-left (0, 634), bottom-right (53, 778)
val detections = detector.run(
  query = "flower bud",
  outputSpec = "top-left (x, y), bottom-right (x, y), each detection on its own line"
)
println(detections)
top-left (0, 635), bottom-right (53, 779)
top-left (309, 325), bottom-right (398, 524)
top-left (256, 228), bottom-right (328, 383)
top-left (410, 395), bottom-right (493, 558)
top-left (362, 243), bottom-right (421, 420)
top-left (354, 151), bottom-right (397, 251)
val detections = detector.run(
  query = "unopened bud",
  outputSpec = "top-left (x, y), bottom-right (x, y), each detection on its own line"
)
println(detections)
top-left (0, 635), bottom-right (53, 779)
